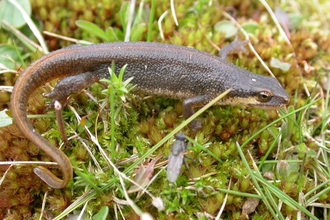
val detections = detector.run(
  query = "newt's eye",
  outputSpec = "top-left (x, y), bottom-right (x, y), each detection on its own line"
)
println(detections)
top-left (257, 91), bottom-right (272, 102)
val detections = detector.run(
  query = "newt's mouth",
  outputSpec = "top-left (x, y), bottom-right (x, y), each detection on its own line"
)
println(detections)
top-left (247, 95), bottom-right (289, 109)
top-left (217, 94), bottom-right (289, 109)
top-left (248, 103), bottom-right (286, 109)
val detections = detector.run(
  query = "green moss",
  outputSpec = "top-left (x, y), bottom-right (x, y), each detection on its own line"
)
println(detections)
top-left (1, 0), bottom-right (330, 219)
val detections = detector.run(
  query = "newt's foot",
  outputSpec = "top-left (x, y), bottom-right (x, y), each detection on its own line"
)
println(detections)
top-left (218, 38), bottom-right (249, 59)
top-left (44, 71), bottom-right (96, 112)
top-left (188, 119), bottom-right (202, 132)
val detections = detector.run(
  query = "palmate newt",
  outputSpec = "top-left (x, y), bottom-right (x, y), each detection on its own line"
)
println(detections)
top-left (10, 41), bottom-right (289, 188)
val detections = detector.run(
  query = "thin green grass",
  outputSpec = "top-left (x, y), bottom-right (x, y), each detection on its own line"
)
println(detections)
top-left (54, 89), bottom-right (232, 219)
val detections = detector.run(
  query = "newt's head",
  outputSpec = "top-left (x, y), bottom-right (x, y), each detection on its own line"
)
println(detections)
top-left (219, 75), bottom-right (290, 109)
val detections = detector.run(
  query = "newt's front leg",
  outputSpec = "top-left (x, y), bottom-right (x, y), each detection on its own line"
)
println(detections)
top-left (182, 95), bottom-right (211, 131)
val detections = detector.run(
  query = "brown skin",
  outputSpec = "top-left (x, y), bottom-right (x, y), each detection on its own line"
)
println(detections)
top-left (11, 41), bottom-right (289, 188)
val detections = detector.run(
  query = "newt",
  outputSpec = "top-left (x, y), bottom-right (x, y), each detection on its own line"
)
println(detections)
top-left (10, 41), bottom-right (289, 188)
